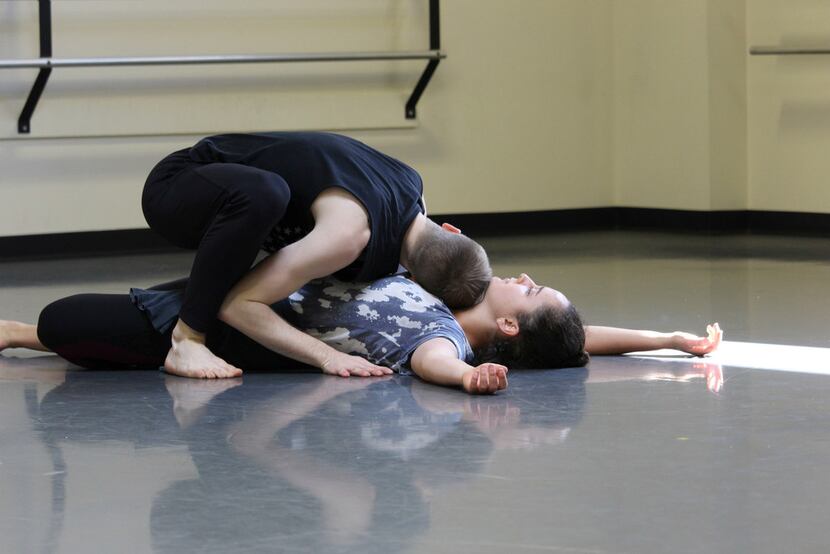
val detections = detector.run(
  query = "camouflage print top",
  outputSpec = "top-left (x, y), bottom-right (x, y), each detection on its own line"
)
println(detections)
top-left (276, 275), bottom-right (473, 374)
top-left (130, 275), bottom-right (472, 375)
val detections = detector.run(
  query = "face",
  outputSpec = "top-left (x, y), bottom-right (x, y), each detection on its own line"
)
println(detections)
top-left (485, 273), bottom-right (570, 318)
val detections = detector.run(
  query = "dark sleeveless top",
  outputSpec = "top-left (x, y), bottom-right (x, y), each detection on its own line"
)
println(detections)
top-left (188, 132), bottom-right (425, 281)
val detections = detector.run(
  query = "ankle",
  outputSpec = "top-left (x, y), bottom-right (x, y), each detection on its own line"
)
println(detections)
top-left (172, 320), bottom-right (206, 345)
top-left (0, 320), bottom-right (32, 349)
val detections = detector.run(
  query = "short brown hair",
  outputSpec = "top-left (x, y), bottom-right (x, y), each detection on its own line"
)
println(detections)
top-left (408, 225), bottom-right (492, 309)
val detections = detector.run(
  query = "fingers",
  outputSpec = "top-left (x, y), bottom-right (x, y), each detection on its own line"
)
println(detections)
top-left (467, 365), bottom-right (509, 394)
top-left (497, 367), bottom-right (508, 390)
top-left (485, 365), bottom-right (499, 393)
top-left (441, 222), bottom-right (462, 234)
top-left (691, 323), bottom-right (723, 356)
top-left (366, 365), bottom-right (393, 376)
top-left (324, 354), bottom-right (393, 378)
top-left (711, 322), bottom-right (723, 348)
top-left (349, 363), bottom-right (392, 377)
top-left (465, 369), bottom-right (482, 394)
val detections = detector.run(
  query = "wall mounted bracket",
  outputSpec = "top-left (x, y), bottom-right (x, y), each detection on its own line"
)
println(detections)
top-left (0, 0), bottom-right (444, 134)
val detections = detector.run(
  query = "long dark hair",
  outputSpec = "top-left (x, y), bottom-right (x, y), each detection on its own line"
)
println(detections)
top-left (474, 303), bottom-right (589, 369)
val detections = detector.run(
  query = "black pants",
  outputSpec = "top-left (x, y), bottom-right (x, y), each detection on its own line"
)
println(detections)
top-left (142, 149), bottom-right (291, 333)
top-left (37, 292), bottom-right (313, 372)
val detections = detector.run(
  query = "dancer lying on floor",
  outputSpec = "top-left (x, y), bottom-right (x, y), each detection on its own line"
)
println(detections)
top-left (0, 273), bottom-right (721, 394)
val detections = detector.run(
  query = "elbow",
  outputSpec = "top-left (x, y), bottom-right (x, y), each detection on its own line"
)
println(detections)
top-left (335, 229), bottom-right (371, 268)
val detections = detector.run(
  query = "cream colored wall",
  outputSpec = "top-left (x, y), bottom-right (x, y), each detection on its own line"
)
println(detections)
top-left (611, 0), bottom-right (747, 211)
top-left (612, 0), bottom-right (710, 209)
top-left (747, 0), bottom-right (830, 213)
top-left (708, 0), bottom-right (748, 211)
top-left (0, 0), bottom-right (613, 237)
top-left (9, 0), bottom-right (829, 240)
top-left (613, 0), bottom-right (830, 216)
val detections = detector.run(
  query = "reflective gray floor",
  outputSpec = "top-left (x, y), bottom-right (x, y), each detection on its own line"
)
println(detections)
top-left (2, 230), bottom-right (830, 553)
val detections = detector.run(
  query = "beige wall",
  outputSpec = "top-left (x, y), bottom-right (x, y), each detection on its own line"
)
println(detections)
top-left (3, 0), bottom-right (830, 240)
top-left (611, 0), bottom-right (747, 211)
top-left (0, 0), bottom-right (613, 237)
top-left (708, 0), bottom-right (748, 211)
top-left (747, 0), bottom-right (830, 213)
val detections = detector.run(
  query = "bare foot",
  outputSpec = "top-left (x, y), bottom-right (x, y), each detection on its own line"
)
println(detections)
top-left (0, 320), bottom-right (46, 352)
top-left (163, 320), bottom-right (242, 379)
top-left (164, 339), bottom-right (242, 379)
top-left (0, 320), bottom-right (13, 351)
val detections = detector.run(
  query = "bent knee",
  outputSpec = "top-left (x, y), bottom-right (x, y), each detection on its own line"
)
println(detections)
top-left (232, 173), bottom-right (291, 225)
top-left (37, 296), bottom-right (79, 350)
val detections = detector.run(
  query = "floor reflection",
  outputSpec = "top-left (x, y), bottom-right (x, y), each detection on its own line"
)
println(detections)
top-left (587, 355), bottom-right (724, 393)
top-left (11, 343), bottom-right (828, 553)
top-left (5, 360), bottom-right (601, 553)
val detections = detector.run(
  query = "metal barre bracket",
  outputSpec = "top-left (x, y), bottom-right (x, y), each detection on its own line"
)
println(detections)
top-left (750, 46), bottom-right (830, 56)
top-left (2, 0), bottom-right (443, 133)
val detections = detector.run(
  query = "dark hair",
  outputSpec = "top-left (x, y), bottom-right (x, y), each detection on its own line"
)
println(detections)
top-left (474, 303), bottom-right (589, 369)
top-left (407, 224), bottom-right (492, 309)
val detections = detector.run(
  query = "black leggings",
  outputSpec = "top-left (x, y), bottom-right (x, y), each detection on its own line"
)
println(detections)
top-left (38, 294), bottom-right (170, 370)
top-left (142, 149), bottom-right (291, 333)
top-left (37, 293), bottom-right (313, 372)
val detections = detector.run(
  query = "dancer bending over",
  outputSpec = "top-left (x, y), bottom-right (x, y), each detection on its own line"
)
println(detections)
top-left (0, 274), bottom-right (721, 394)
top-left (141, 132), bottom-right (491, 379)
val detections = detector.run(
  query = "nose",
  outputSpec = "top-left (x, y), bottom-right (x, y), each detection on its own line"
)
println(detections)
top-left (518, 273), bottom-right (536, 287)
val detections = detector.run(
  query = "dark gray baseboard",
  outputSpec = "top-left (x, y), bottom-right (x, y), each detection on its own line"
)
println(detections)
top-left (435, 208), bottom-right (830, 236)
top-left (1, 208), bottom-right (829, 260)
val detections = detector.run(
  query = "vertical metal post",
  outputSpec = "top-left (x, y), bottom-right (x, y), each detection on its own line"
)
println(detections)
top-left (18, 0), bottom-right (53, 133)
top-left (429, 0), bottom-right (440, 50)
top-left (405, 0), bottom-right (441, 119)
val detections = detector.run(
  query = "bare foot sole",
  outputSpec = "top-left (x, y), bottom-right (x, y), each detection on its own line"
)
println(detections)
top-left (163, 339), bottom-right (242, 379)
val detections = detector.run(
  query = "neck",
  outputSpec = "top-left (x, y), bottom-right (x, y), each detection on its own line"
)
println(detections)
top-left (453, 303), bottom-right (498, 351)
top-left (399, 213), bottom-right (429, 270)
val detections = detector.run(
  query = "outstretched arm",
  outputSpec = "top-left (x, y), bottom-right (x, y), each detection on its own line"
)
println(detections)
top-left (410, 337), bottom-right (508, 394)
top-left (219, 191), bottom-right (389, 377)
top-left (584, 323), bottom-right (722, 356)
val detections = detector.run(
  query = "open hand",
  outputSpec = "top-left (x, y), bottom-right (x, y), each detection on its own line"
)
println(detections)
top-left (320, 352), bottom-right (392, 378)
top-left (462, 363), bottom-right (508, 394)
top-left (672, 323), bottom-right (723, 356)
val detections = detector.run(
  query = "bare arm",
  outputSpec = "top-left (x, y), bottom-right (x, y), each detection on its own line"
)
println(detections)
top-left (409, 338), bottom-right (508, 394)
top-left (584, 323), bottom-right (722, 356)
top-left (218, 190), bottom-right (388, 377)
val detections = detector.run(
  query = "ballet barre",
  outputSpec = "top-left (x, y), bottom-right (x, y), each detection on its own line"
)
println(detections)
top-left (0, 0), bottom-right (444, 134)
top-left (750, 46), bottom-right (830, 56)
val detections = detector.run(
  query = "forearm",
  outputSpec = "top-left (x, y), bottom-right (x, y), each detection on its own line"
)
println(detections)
top-left (584, 325), bottom-right (675, 355)
top-left (412, 356), bottom-right (472, 388)
top-left (220, 300), bottom-right (340, 369)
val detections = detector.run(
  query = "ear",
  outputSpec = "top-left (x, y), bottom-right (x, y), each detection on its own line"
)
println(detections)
top-left (441, 222), bottom-right (462, 234)
top-left (496, 317), bottom-right (520, 337)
